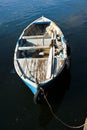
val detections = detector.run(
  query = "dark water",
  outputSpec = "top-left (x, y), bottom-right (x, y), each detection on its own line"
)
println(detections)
top-left (0, 0), bottom-right (87, 130)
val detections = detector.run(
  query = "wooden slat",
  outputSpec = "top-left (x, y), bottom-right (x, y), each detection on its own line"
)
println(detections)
top-left (16, 58), bottom-right (48, 82)
top-left (46, 46), bottom-right (55, 79)
top-left (22, 35), bottom-right (51, 39)
top-left (18, 46), bottom-right (49, 51)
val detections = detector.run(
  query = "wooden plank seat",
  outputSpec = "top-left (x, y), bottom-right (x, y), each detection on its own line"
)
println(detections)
top-left (18, 46), bottom-right (49, 51)
top-left (22, 35), bottom-right (51, 46)
top-left (22, 35), bottom-right (51, 39)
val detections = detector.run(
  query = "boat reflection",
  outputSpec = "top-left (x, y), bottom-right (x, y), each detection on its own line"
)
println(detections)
top-left (38, 66), bottom-right (71, 127)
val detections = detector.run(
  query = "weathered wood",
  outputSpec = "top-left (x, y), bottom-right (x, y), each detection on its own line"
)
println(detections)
top-left (18, 46), bottom-right (49, 51)
top-left (15, 57), bottom-right (65, 82)
top-left (16, 58), bottom-right (48, 82)
top-left (22, 35), bottom-right (51, 39)
top-left (46, 46), bottom-right (55, 79)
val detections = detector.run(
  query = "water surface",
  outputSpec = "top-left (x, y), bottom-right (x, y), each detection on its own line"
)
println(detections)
top-left (0, 0), bottom-right (87, 130)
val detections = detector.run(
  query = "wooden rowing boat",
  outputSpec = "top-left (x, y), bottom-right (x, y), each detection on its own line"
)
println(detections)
top-left (14, 16), bottom-right (70, 103)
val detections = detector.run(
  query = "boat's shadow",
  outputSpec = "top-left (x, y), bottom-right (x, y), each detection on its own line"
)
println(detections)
top-left (38, 67), bottom-right (71, 127)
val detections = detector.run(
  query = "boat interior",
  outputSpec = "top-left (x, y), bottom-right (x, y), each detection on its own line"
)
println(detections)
top-left (14, 22), bottom-right (65, 82)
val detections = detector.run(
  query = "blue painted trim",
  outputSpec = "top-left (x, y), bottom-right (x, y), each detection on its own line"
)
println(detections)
top-left (34, 21), bottom-right (50, 25)
top-left (22, 79), bottom-right (37, 95)
top-left (61, 36), bottom-right (67, 43)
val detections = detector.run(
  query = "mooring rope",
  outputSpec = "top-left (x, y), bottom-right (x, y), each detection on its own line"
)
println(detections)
top-left (25, 58), bottom-right (87, 129)
top-left (40, 87), bottom-right (87, 129)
